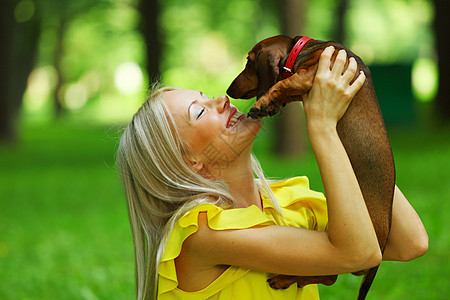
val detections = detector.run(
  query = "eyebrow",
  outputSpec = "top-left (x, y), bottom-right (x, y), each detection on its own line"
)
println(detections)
top-left (187, 91), bottom-right (204, 119)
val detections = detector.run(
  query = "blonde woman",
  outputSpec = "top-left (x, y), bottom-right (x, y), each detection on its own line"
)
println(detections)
top-left (117, 47), bottom-right (428, 300)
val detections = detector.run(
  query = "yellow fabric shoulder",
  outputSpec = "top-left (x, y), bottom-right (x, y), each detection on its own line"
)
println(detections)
top-left (158, 176), bottom-right (328, 299)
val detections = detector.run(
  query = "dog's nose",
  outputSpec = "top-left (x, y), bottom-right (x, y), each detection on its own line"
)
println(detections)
top-left (226, 85), bottom-right (237, 98)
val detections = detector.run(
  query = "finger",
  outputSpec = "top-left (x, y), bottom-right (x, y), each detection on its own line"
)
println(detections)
top-left (317, 46), bottom-right (335, 74)
top-left (342, 57), bottom-right (358, 83)
top-left (346, 71), bottom-right (366, 98)
top-left (331, 49), bottom-right (347, 77)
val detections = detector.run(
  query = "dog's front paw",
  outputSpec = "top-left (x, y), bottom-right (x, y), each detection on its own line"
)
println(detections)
top-left (248, 98), bottom-right (282, 119)
top-left (248, 107), bottom-right (262, 119)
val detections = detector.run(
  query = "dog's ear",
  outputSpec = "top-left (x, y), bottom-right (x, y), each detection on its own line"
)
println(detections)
top-left (254, 46), bottom-right (287, 99)
top-left (267, 47), bottom-right (286, 84)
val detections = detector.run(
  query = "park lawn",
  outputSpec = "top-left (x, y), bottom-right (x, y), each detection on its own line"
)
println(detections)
top-left (0, 120), bottom-right (448, 299)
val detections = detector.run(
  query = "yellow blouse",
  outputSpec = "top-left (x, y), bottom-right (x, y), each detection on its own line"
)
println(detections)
top-left (158, 176), bottom-right (328, 299)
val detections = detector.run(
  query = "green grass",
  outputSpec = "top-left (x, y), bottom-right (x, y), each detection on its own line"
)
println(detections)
top-left (0, 120), bottom-right (448, 299)
top-left (0, 122), bottom-right (134, 299)
top-left (254, 123), bottom-right (450, 300)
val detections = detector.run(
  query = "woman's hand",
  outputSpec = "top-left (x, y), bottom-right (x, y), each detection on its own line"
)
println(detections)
top-left (303, 46), bottom-right (366, 134)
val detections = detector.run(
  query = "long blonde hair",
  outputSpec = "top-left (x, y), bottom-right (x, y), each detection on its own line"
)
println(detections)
top-left (117, 85), bottom-right (281, 299)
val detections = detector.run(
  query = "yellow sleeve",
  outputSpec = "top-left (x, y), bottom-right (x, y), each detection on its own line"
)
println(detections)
top-left (158, 203), bottom-right (275, 297)
top-left (269, 176), bottom-right (328, 231)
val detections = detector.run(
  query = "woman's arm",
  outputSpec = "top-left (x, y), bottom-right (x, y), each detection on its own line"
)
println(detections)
top-left (182, 47), bottom-right (381, 277)
top-left (382, 185), bottom-right (428, 261)
top-left (302, 47), bottom-right (381, 267)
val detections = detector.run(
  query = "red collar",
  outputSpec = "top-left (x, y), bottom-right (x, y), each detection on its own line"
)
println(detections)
top-left (282, 36), bottom-right (313, 79)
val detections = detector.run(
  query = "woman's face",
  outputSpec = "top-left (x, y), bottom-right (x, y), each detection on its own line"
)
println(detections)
top-left (163, 89), bottom-right (262, 176)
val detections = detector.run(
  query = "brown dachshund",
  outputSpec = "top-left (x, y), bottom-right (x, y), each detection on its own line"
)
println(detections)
top-left (227, 35), bottom-right (395, 300)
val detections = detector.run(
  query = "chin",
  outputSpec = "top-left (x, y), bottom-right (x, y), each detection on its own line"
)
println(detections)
top-left (240, 118), bottom-right (262, 136)
top-left (246, 117), bottom-right (263, 129)
top-left (242, 118), bottom-right (262, 143)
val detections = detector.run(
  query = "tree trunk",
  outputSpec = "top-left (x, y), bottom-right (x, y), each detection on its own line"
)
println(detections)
top-left (12, 4), bottom-right (40, 113)
top-left (433, 0), bottom-right (450, 120)
top-left (335, 0), bottom-right (349, 44)
top-left (53, 20), bottom-right (66, 117)
top-left (139, 0), bottom-right (161, 83)
top-left (0, 0), bottom-right (40, 141)
top-left (0, 0), bottom-right (16, 141)
top-left (275, 0), bottom-right (308, 156)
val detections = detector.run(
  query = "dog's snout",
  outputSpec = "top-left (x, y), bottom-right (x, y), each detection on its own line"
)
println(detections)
top-left (226, 84), bottom-right (237, 98)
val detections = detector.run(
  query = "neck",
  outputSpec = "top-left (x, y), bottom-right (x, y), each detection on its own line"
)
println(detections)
top-left (217, 154), bottom-right (262, 210)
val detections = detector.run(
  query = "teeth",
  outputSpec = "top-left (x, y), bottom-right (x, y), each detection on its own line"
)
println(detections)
top-left (228, 111), bottom-right (244, 127)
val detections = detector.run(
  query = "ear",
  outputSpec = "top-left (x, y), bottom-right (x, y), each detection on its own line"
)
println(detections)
top-left (190, 159), bottom-right (215, 179)
top-left (267, 48), bottom-right (286, 83)
top-left (183, 152), bottom-right (204, 173)
top-left (189, 159), bottom-right (204, 173)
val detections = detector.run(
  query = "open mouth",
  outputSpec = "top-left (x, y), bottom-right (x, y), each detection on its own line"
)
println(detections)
top-left (226, 107), bottom-right (246, 128)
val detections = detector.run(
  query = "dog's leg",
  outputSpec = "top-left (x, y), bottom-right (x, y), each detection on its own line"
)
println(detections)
top-left (248, 67), bottom-right (317, 118)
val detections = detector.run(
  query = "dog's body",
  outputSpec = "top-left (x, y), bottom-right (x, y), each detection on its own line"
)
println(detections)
top-left (227, 35), bottom-right (395, 300)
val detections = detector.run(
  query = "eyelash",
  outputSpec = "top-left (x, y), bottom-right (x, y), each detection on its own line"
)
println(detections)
top-left (197, 108), bottom-right (205, 119)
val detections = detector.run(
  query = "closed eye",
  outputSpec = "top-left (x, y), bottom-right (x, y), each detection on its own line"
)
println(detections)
top-left (197, 108), bottom-right (205, 119)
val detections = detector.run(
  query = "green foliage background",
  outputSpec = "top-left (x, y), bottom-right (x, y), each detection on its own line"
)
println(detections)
top-left (22, 0), bottom-right (436, 123)
top-left (1, 119), bottom-right (448, 299)
top-left (1, 0), bottom-right (448, 299)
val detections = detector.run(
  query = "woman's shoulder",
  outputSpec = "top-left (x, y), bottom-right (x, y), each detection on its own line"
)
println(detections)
top-left (159, 202), bottom-right (275, 296)
top-left (263, 176), bottom-right (328, 231)
top-left (268, 175), bottom-right (311, 188)
top-left (268, 176), bottom-right (326, 205)
top-left (163, 202), bottom-right (275, 264)
top-left (177, 202), bottom-right (274, 233)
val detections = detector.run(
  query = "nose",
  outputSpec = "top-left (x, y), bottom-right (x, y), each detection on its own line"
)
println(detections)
top-left (212, 95), bottom-right (230, 113)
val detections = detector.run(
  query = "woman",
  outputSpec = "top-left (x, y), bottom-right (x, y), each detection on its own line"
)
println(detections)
top-left (117, 47), bottom-right (428, 299)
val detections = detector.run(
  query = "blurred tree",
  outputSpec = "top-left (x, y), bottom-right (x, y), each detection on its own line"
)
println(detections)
top-left (0, 0), bottom-right (41, 141)
top-left (52, 11), bottom-right (68, 117)
top-left (0, 0), bottom-right (16, 141)
top-left (334, 0), bottom-right (348, 44)
top-left (275, 0), bottom-right (308, 156)
top-left (42, 0), bottom-right (102, 117)
top-left (275, 0), bottom-right (350, 156)
top-left (139, 0), bottom-right (161, 82)
top-left (432, 0), bottom-right (450, 120)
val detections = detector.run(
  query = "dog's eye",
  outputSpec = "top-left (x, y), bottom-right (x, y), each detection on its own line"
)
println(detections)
top-left (197, 108), bottom-right (205, 119)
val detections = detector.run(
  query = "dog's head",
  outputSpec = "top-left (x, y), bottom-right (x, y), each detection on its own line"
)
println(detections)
top-left (227, 35), bottom-right (294, 100)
